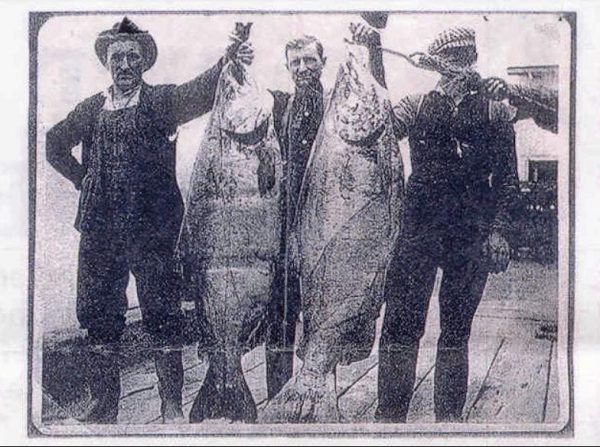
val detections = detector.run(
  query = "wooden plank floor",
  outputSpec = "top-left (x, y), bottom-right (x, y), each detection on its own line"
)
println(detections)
top-left (64, 260), bottom-right (562, 425)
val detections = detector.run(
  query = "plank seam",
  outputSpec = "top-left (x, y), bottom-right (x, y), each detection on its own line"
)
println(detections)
top-left (475, 313), bottom-right (555, 325)
top-left (120, 384), bottom-right (155, 400)
top-left (354, 361), bottom-right (435, 420)
top-left (414, 363), bottom-right (435, 393)
top-left (336, 360), bottom-right (378, 399)
top-left (244, 360), bottom-right (265, 374)
top-left (465, 337), bottom-right (506, 422)
top-left (541, 339), bottom-right (555, 422)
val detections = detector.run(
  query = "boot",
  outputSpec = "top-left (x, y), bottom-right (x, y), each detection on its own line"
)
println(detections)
top-left (154, 349), bottom-right (184, 424)
top-left (78, 343), bottom-right (121, 424)
top-left (433, 344), bottom-right (469, 423)
top-left (265, 346), bottom-right (294, 399)
top-left (374, 346), bottom-right (419, 423)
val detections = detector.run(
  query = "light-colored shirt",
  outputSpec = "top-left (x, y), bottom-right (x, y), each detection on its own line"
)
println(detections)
top-left (102, 85), bottom-right (142, 111)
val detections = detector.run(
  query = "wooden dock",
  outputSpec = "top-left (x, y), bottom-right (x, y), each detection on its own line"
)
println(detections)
top-left (44, 260), bottom-right (561, 426)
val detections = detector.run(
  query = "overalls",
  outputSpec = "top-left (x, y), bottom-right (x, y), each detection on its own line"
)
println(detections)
top-left (377, 89), bottom-right (516, 422)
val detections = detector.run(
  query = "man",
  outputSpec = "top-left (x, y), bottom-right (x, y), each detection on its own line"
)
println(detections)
top-left (45, 17), bottom-right (251, 423)
top-left (263, 35), bottom-right (328, 399)
top-left (356, 26), bottom-right (520, 422)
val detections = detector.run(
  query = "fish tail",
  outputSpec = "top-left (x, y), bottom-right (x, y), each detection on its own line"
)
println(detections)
top-left (259, 366), bottom-right (339, 423)
top-left (189, 350), bottom-right (257, 423)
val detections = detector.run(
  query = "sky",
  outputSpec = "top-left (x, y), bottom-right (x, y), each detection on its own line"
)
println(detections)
top-left (33, 12), bottom-right (571, 333)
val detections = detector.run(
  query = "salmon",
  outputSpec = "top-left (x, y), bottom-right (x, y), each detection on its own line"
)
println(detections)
top-left (260, 41), bottom-right (404, 423)
top-left (177, 60), bottom-right (281, 423)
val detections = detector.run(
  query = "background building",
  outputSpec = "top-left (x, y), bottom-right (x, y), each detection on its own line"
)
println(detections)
top-left (508, 64), bottom-right (559, 263)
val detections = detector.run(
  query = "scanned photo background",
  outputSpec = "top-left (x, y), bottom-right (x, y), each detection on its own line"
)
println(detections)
top-left (31, 11), bottom-right (572, 433)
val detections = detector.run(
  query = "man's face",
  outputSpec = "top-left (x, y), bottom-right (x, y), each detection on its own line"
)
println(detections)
top-left (439, 46), bottom-right (478, 69)
top-left (286, 42), bottom-right (325, 88)
top-left (106, 39), bottom-right (144, 92)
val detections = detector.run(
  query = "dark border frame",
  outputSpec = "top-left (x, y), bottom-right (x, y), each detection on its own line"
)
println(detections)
top-left (27, 9), bottom-right (577, 438)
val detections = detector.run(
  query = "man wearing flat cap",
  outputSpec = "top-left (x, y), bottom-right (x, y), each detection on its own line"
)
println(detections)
top-left (46, 17), bottom-right (252, 424)
top-left (355, 25), bottom-right (521, 422)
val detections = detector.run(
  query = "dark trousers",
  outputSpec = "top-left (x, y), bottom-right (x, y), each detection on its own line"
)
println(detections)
top-left (265, 261), bottom-right (302, 399)
top-left (76, 230), bottom-right (184, 423)
top-left (376, 230), bottom-right (489, 423)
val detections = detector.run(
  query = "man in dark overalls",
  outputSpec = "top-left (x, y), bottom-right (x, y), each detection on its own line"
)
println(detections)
top-left (45, 17), bottom-right (252, 423)
top-left (363, 27), bottom-right (521, 422)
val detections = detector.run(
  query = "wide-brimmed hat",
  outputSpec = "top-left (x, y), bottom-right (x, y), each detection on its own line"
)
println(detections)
top-left (428, 27), bottom-right (476, 57)
top-left (94, 17), bottom-right (157, 70)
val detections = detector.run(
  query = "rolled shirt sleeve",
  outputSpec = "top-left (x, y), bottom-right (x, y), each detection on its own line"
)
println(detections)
top-left (391, 94), bottom-right (421, 140)
top-left (508, 84), bottom-right (559, 134)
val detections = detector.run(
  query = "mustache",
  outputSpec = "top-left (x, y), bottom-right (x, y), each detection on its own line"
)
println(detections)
top-left (115, 69), bottom-right (137, 79)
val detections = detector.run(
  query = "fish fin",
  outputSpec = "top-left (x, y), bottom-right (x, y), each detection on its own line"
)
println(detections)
top-left (220, 119), bottom-right (269, 145)
top-left (189, 360), bottom-right (223, 423)
top-left (189, 352), bottom-right (257, 423)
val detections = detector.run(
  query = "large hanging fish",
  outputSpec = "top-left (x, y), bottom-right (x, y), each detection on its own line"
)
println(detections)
top-left (177, 57), bottom-right (281, 423)
top-left (260, 40), bottom-right (404, 423)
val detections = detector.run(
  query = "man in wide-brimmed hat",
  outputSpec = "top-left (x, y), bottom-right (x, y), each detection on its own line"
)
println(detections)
top-left (46, 17), bottom-right (253, 424)
top-left (354, 25), bottom-right (521, 422)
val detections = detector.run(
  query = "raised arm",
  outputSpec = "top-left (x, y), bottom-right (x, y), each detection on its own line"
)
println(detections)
top-left (171, 22), bottom-right (254, 126)
top-left (484, 78), bottom-right (558, 133)
top-left (391, 94), bottom-right (420, 141)
top-left (349, 22), bottom-right (386, 89)
top-left (508, 84), bottom-right (558, 133)
top-left (171, 59), bottom-right (226, 126)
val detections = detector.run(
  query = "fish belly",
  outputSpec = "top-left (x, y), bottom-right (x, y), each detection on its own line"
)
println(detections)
top-left (179, 65), bottom-right (282, 353)
top-left (260, 42), bottom-right (403, 424)
top-left (297, 48), bottom-right (403, 374)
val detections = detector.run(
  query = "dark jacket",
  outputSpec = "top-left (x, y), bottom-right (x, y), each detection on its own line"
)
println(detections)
top-left (46, 60), bottom-right (224, 241)
top-left (400, 89), bottom-right (520, 250)
top-left (270, 87), bottom-right (325, 234)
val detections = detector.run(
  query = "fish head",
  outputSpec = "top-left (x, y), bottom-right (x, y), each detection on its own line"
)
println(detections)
top-left (332, 42), bottom-right (387, 145)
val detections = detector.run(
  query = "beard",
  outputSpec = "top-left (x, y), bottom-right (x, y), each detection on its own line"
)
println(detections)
top-left (293, 69), bottom-right (322, 91)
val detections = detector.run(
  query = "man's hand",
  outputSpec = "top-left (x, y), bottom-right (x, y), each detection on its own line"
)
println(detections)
top-left (349, 22), bottom-right (380, 48)
top-left (483, 77), bottom-right (510, 101)
top-left (231, 42), bottom-right (254, 65)
top-left (225, 22), bottom-right (254, 66)
top-left (482, 231), bottom-right (511, 274)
